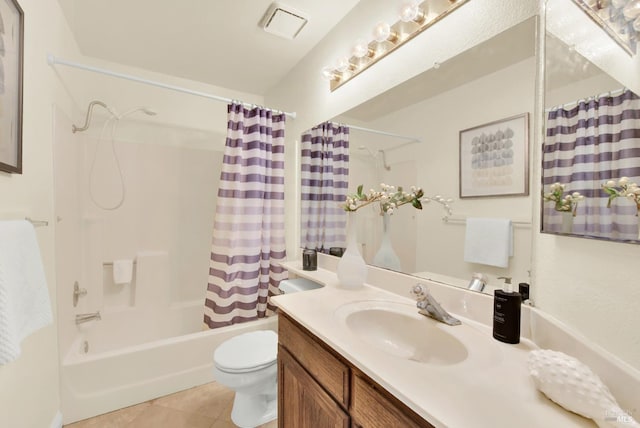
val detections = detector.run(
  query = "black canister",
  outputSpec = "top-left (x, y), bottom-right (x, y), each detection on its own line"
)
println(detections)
top-left (302, 249), bottom-right (317, 271)
top-left (329, 247), bottom-right (345, 257)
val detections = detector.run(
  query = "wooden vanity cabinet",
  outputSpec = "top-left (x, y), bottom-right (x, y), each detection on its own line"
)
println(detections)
top-left (278, 313), bottom-right (434, 428)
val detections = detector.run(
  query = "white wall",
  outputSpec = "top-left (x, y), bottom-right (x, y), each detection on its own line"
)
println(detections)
top-left (267, 0), bottom-right (640, 372)
top-left (0, 1), bottom-right (81, 427)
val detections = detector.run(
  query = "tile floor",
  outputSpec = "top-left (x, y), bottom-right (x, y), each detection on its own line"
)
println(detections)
top-left (63, 382), bottom-right (278, 428)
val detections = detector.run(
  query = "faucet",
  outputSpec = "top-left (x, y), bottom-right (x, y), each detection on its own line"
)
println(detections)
top-left (75, 311), bottom-right (101, 325)
top-left (410, 284), bottom-right (461, 326)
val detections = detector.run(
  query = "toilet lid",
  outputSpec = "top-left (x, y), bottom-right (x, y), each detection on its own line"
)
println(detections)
top-left (214, 330), bottom-right (277, 373)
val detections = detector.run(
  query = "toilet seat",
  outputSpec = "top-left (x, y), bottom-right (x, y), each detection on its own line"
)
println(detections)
top-left (214, 330), bottom-right (277, 373)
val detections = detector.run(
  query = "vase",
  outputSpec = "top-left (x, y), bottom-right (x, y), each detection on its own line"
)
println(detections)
top-left (560, 211), bottom-right (573, 234)
top-left (372, 212), bottom-right (402, 271)
top-left (337, 212), bottom-right (367, 289)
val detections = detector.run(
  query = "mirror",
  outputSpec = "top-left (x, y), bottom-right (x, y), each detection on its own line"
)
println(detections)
top-left (301, 17), bottom-right (538, 290)
top-left (542, 0), bottom-right (640, 243)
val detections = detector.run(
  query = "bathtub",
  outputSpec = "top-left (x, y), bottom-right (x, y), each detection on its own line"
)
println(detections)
top-left (60, 298), bottom-right (278, 424)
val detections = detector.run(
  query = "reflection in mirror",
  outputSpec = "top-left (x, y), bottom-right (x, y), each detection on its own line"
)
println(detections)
top-left (301, 17), bottom-right (538, 291)
top-left (542, 0), bottom-right (640, 243)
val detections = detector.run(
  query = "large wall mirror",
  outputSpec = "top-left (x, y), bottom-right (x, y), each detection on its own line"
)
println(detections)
top-left (301, 16), bottom-right (538, 290)
top-left (542, 0), bottom-right (640, 243)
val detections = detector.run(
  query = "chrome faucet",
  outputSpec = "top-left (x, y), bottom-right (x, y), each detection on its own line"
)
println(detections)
top-left (410, 284), bottom-right (461, 326)
top-left (75, 311), bottom-right (101, 325)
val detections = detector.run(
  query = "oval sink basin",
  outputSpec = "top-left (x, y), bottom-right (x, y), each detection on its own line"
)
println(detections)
top-left (334, 300), bottom-right (468, 366)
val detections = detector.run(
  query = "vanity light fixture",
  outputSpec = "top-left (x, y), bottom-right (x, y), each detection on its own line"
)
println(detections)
top-left (322, 0), bottom-right (469, 91)
top-left (571, 0), bottom-right (640, 55)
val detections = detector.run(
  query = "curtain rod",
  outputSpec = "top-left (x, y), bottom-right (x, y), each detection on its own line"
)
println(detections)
top-left (545, 87), bottom-right (627, 113)
top-left (337, 122), bottom-right (422, 143)
top-left (47, 54), bottom-right (297, 120)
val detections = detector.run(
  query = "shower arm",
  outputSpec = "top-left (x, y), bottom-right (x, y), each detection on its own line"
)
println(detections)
top-left (72, 100), bottom-right (115, 133)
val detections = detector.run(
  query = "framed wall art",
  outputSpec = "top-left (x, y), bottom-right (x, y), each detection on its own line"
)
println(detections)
top-left (0, 0), bottom-right (23, 174)
top-left (459, 113), bottom-right (529, 198)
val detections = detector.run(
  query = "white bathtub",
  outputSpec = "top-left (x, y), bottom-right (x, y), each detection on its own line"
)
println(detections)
top-left (60, 299), bottom-right (278, 424)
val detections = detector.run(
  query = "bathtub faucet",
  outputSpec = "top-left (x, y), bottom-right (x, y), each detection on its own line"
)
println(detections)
top-left (75, 311), bottom-right (101, 325)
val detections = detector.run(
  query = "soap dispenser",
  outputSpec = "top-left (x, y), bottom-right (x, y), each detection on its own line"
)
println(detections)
top-left (492, 276), bottom-right (522, 344)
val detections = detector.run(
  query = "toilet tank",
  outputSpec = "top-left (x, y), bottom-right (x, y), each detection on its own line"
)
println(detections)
top-left (278, 278), bottom-right (323, 294)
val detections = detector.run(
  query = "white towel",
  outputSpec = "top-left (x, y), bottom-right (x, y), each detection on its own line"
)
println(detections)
top-left (0, 220), bottom-right (53, 365)
top-left (464, 217), bottom-right (513, 268)
top-left (113, 259), bottom-right (134, 285)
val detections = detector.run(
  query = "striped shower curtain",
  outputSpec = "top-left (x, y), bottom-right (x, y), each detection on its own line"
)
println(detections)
top-left (543, 89), bottom-right (640, 239)
top-left (300, 122), bottom-right (350, 253)
top-left (204, 103), bottom-right (288, 329)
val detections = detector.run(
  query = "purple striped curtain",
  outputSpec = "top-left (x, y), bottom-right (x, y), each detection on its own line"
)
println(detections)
top-left (300, 122), bottom-right (349, 253)
top-left (203, 103), bottom-right (288, 329)
top-left (543, 89), bottom-right (640, 238)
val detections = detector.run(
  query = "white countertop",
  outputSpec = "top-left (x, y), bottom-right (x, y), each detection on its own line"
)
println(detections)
top-left (272, 262), bottom-right (595, 428)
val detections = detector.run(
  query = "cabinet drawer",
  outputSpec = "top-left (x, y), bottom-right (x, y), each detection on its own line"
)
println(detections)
top-left (278, 313), bottom-right (350, 408)
top-left (351, 372), bottom-right (434, 428)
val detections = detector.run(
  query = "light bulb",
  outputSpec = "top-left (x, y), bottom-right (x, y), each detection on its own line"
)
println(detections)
top-left (352, 38), bottom-right (370, 58)
top-left (623, 0), bottom-right (640, 20)
top-left (399, 1), bottom-right (425, 23)
top-left (373, 21), bottom-right (392, 43)
top-left (321, 66), bottom-right (336, 81)
top-left (335, 56), bottom-right (350, 73)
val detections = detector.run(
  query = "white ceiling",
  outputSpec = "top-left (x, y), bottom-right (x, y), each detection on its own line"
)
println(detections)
top-left (57, 0), bottom-right (360, 95)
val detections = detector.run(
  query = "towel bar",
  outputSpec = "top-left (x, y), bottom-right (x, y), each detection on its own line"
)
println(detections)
top-left (25, 217), bottom-right (49, 227)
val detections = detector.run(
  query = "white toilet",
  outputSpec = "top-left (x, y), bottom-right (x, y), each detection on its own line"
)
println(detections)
top-left (213, 278), bottom-right (323, 427)
top-left (214, 330), bottom-right (278, 428)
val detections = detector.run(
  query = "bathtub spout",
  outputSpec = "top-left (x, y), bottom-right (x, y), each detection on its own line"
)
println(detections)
top-left (75, 311), bottom-right (101, 325)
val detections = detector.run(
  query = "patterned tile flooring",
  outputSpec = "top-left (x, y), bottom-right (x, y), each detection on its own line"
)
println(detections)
top-left (63, 382), bottom-right (277, 428)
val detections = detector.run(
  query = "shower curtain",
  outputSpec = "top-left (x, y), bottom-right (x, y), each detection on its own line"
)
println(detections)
top-left (300, 122), bottom-right (350, 253)
top-left (543, 89), bottom-right (640, 239)
top-left (204, 103), bottom-right (288, 329)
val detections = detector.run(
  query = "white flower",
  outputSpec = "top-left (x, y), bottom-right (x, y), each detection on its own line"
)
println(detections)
top-left (387, 208), bottom-right (394, 215)
top-left (349, 204), bottom-right (357, 210)
top-left (606, 180), bottom-right (617, 188)
top-left (619, 177), bottom-right (629, 186)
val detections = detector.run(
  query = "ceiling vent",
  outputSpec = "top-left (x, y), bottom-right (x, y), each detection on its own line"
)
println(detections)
top-left (260, 3), bottom-right (308, 40)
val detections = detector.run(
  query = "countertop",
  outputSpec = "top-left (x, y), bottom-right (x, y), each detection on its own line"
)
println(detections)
top-left (272, 262), bottom-right (595, 428)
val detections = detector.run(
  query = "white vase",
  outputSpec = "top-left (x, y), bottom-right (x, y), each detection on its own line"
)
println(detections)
top-left (560, 211), bottom-right (573, 234)
top-left (372, 212), bottom-right (402, 271)
top-left (337, 212), bottom-right (367, 289)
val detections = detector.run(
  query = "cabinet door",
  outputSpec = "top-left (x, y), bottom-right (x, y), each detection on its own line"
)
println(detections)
top-left (351, 373), bottom-right (434, 428)
top-left (278, 346), bottom-right (350, 428)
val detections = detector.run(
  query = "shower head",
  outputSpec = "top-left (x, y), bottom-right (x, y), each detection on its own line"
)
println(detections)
top-left (140, 107), bottom-right (157, 116)
top-left (118, 106), bottom-right (158, 118)
top-left (357, 145), bottom-right (376, 157)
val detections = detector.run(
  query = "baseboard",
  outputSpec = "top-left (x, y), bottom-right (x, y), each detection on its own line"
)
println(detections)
top-left (50, 410), bottom-right (63, 428)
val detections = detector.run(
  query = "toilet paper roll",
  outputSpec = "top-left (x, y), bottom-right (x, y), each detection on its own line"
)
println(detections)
top-left (113, 259), bottom-right (134, 285)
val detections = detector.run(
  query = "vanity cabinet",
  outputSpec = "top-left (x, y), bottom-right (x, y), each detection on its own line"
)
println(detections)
top-left (278, 313), bottom-right (434, 428)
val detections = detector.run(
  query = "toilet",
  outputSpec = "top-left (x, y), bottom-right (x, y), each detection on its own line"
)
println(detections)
top-left (213, 278), bottom-right (323, 427)
top-left (214, 330), bottom-right (278, 428)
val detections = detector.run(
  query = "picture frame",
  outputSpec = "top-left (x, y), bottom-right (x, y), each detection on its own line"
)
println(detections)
top-left (459, 113), bottom-right (529, 198)
top-left (0, 0), bottom-right (23, 174)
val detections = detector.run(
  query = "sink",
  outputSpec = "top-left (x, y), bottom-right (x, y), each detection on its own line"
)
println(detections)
top-left (334, 300), bottom-right (468, 366)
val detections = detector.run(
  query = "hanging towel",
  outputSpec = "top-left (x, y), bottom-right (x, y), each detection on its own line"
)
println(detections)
top-left (113, 259), bottom-right (134, 285)
top-left (0, 220), bottom-right (53, 365)
top-left (464, 217), bottom-right (513, 268)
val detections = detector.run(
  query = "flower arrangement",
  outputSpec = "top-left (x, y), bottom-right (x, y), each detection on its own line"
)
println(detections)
top-left (542, 182), bottom-right (584, 215)
top-left (343, 183), bottom-right (424, 215)
top-left (602, 177), bottom-right (640, 210)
